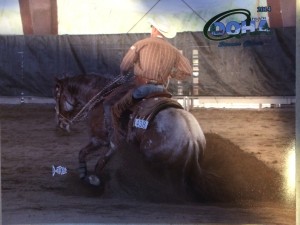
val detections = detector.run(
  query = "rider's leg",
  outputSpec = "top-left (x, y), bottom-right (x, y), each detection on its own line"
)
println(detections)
top-left (112, 89), bottom-right (135, 118)
top-left (103, 85), bottom-right (133, 148)
top-left (103, 102), bottom-right (121, 151)
top-left (111, 84), bottom-right (165, 141)
top-left (109, 84), bottom-right (165, 147)
top-left (111, 89), bottom-right (135, 146)
top-left (103, 99), bottom-right (115, 141)
top-left (132, 84), bottom-right (165, 99)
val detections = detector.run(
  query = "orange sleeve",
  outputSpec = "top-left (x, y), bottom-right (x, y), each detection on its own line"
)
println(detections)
top-left (170, 52), bottom-right (193, 80)
top-left (120, 45), bottom-right (138, 75)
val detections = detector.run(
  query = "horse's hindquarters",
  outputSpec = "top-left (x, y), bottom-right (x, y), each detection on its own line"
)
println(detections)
top-left (139, 108), bottom-right (206, 167)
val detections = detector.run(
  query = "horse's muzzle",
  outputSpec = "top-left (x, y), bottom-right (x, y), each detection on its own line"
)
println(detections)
top-left (55, 114), bottom-right (71, 132)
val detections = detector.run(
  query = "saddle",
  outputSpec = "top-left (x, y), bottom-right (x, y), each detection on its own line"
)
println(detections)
top-left (127, 92), bottom-right (183, 141)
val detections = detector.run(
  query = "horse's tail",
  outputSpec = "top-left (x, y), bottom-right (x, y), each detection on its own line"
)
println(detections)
top-left (186, 140), bottom-right (224, 202)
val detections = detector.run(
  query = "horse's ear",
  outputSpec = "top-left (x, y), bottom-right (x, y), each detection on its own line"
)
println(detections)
top-left (54, 72), bottom-right (68, 82)
top-left (54, 76), bottom-right (60, 83)
top-left (53, 76), bottom-right (63, 97)
top-left (54, 76), bottom-right (62, 88)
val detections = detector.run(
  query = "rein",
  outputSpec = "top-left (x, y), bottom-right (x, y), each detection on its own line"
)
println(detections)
top-left (56, 74), bottom-right (131, 128)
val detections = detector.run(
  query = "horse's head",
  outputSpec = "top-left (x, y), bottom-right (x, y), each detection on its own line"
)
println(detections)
top-left (53, 77), bottom-right (79, 132)
top-left (53, 73), bottom-right (129, 132)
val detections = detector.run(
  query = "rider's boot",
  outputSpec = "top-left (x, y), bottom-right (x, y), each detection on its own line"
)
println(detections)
top-left (103, 103), bottom-right (116, 151)
top-left (111, 89), bottom-right (135, 147)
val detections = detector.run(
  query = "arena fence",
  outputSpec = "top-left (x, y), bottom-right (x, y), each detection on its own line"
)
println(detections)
top-left (0, 28), bottom-right (295, 98)
top-left (0, 96), bottom-right (295, 110)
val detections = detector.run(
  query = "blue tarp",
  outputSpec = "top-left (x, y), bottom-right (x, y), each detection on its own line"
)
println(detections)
top-left (0, 28), bottom-right (295, 97)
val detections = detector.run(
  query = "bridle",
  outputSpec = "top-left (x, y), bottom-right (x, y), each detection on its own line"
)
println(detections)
top-left (55, 87), bottom-right (75, 131)
top-left (55, 74), bottom-right (132, 131)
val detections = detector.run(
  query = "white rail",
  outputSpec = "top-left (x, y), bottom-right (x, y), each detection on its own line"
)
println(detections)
top-left (0, 96), bottom-right (296, 110)
top-left (173, 96), bottom-right (295, 110)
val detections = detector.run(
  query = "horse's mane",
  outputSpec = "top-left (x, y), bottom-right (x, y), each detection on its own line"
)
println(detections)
top-left (59, 73), bottom-right (134, 103)
top-left (64, 73), bottom-right (113, 97)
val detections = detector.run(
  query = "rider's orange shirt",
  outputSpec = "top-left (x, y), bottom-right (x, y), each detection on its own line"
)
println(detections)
top-left (120, 37), bottom-right (192, 85)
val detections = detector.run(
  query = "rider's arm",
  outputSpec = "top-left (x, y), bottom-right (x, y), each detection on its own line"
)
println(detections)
top-left (170, 52), bottom-right (192, 80)
top-left (120, 45), bottom-right (138, 75)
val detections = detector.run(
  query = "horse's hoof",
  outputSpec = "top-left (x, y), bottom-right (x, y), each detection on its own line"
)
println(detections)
top-left (110, 141), bottom-right (117, 150)
top-left (84, 175), bottom-right (101, 186)
top-left (79, 173), bottom-right (86, 180)
top-left (78, 163), bottom-right (87, 179)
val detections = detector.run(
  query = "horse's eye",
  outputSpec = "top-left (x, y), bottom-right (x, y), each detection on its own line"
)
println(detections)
top-left (55, 88), bottom-right (61, 97)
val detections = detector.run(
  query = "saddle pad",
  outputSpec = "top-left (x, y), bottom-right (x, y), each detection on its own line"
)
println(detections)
top-left (131, 97), bottom-right (183, 129)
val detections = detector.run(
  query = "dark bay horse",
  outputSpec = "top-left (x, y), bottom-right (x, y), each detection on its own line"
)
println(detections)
top-left (54, 74), bottom-right (214, 200)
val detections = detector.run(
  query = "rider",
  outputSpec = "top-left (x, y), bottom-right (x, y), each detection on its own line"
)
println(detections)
top-left (103, 16), bottom-right (193, 148)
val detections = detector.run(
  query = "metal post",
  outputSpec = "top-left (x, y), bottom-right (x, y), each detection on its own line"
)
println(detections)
top-left (18, 51), bottom-right (25, 103)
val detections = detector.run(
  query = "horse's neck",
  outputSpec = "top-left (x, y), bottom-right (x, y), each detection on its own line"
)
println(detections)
top-left (79, 83), bottom-right (109, 104)
top-left (86, 89), bottom-right (101, 102)
top-left (76, 88), bottom-right (98, 105)
top-left (74, 76), bottom-right (112, 105)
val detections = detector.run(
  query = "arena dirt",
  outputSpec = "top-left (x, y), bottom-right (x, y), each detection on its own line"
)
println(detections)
top-left (1, 104), bottom-right (295, 224)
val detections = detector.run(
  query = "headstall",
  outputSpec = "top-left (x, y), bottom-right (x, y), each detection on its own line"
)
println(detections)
top-left (55, 74), bottom-right (131, 130)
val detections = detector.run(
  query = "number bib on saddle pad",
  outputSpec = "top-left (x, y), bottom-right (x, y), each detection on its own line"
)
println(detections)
top-left (134, 118), bottom-right (149, 129)
top-left (129, 97), bottom-right (183, 131)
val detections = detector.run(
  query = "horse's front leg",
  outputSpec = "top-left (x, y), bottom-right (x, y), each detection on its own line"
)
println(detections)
top-left (94, 146), bottom-right (117, 176)
top-left (78, 137), bottom-right (109, 179)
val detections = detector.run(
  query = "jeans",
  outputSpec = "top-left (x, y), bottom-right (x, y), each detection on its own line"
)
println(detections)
top-left (132, 84), bottom-right (165, 99)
